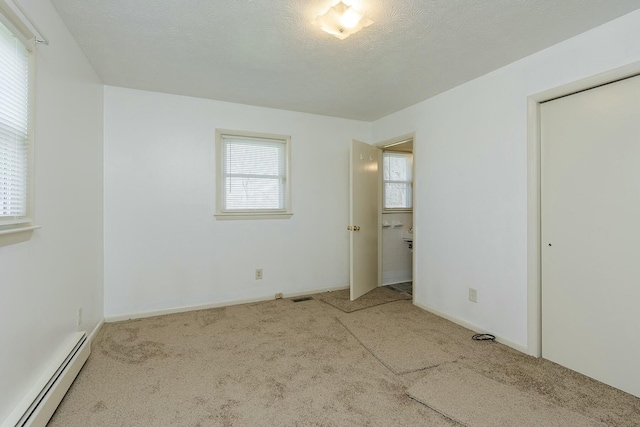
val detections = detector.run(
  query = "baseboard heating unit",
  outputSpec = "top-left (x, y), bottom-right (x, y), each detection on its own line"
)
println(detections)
top-left (2, 332), bottom-right (90, 427)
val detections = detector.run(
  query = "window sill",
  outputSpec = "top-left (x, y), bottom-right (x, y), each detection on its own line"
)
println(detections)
top-left (215, 212), bottom-right (293, 221)
top-left (0, 225), bottom-right (41, 247)
top-left (383, 210), bottom-right (413, 214)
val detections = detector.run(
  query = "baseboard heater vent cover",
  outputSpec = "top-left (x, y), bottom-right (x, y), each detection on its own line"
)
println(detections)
top-left (2, 331), bottom-right (90, 427)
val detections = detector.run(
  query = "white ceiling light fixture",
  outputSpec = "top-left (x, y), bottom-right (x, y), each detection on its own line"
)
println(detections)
top-left (313, 1), bottom-right (373, 40)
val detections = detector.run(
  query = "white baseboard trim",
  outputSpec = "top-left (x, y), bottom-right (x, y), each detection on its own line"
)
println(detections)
top-left (413, 301), bottom-right (529, 354)
top-left (88, 319), bottom-right (104, 344)
top-left (105, 284), bottom-right (350, 323)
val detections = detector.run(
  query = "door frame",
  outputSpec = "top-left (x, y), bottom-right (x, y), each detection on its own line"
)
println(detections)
top-left (526, 60), bottom-right (640, 357)
top-left (374, 133), bottom-right (416, 302)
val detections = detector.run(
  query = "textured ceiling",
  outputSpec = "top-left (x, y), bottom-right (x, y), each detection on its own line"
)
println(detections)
top-left (51, 0), bottom-right (640, 120)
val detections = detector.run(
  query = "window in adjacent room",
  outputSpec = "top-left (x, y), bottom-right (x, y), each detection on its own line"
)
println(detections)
top-left (215, 129), bottom-right (292, 219)
top-left (0, 18), bottom-right (32, 231)
top-left (383, 151), bottom-right (413, 211)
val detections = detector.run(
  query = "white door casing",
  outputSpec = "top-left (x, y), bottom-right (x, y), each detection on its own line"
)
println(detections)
top-left (350, 139), bottom-right (379, 300)
top-left (541, 75), bottom-right (640, 397)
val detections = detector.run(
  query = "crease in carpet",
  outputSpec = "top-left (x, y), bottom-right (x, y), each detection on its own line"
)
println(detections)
top-left (48, 295), bottom-right (640, 426)
top-left (406, 363), bottom-right (607, 427)
top-left (336, 316), bottom-right (444, 375)
top-left (331, 299), bottom-right (640, 426)
top-left (336, 302), bottom-right (458, 374)
top-left (48, 298), bottom-right (457, 427)
top-left (315, 287), bottom-right (411, 313)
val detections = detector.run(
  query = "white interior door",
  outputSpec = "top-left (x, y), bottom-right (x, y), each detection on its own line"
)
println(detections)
top-left (541, 75), bottom-right (640, 398)
top-left (350, 139), bottom-right (379, 300)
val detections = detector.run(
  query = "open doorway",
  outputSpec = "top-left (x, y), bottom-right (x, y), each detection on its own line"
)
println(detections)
top-left (348, 134), bottom-right (415, 302)
top-left (378, 137), bottom-right (414, 297)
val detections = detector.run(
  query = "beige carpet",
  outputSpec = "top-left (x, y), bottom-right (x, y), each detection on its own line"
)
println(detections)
top-left (407, 363), bottom-right (606, 427)
top-left (48, 296), bottom-right (640, 426)
top-left (47, 298), bottom-right (453, 427)
top-left (337, 304), bottom-right (458, 374)
top-left (314, 286), bottom-right (411, 313)
top-left (338, 300), bottom-right (640, 426)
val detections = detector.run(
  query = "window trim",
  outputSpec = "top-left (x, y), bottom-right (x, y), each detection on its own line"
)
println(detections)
top-left (0, 9), bottom-right (39, 246)
top-left (214, 129), bottom-right (292, 220)
top-left (382, 150), bottom-right (413, 213)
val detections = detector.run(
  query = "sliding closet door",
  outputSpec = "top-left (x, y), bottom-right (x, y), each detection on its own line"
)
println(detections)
top-left (541, 75), bottom-right (640, 398)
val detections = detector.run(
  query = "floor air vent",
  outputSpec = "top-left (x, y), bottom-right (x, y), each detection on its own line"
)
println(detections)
top-left (292, 297), bottom-right (313, 303)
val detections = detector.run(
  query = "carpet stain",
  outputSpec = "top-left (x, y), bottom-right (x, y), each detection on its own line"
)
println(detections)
top-left (267, 379), bottom-right (286, 400)
top-left (114, 327), bottom-right (139, 342)
top-left (215, 400), bottom-right (240, 426)
top-left (501, 364), bottom-right (556, 396)
top-left (196, 307), bottom-right (225, 328)
top-left (99, 326), bottom-right (167, 364)
top-left (48, 297), bottom-right (640, 427)
top-left (322, 365), bottom-right (336, 374)
top-left (261, 348), bottom-right (285, 362)
top-left (90, 401), bottom-right (107, 413)
top-left (143, 380), bottom-right (161, 395)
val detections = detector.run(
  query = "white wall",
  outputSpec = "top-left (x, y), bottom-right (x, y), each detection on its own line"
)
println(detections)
top-left (381, 212), bottom-right (412, 285)
top-left (372, 9), bottom-right (640, 350)
top-left (0, 1), bottom-right (104, 423)
top-left (104, 87), bottom-right (371, 318)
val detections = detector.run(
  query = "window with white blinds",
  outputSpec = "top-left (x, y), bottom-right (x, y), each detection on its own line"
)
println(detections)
top-left (383, 151), bottom-right (413, 210)
top-left (216, 130), bottom-right (291, 218)
top-left (0, 19), bottom-right (30, 227)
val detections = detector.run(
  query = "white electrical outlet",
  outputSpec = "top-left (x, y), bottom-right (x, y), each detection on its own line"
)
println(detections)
top-left (77, 307), bottom-right (83, 326)
top-left (469, 288), bottom-right (477, 303)
top-left (255, 269), bottom-right (263, 280)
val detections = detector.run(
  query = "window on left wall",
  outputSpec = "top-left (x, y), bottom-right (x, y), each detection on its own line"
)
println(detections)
top-left (0, 11), bottom-right (37, 244)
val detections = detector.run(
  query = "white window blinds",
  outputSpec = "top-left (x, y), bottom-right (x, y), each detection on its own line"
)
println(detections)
top-left (383, 152), bottom-right (413, 210)
top-left (0, 19), bottom-right (30, 226)
top-left (221, 135), bottom-right (287, 211)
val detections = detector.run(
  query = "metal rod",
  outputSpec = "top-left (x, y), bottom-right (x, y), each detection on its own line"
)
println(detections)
top-left (6, 0), bottom-right (49, 45)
